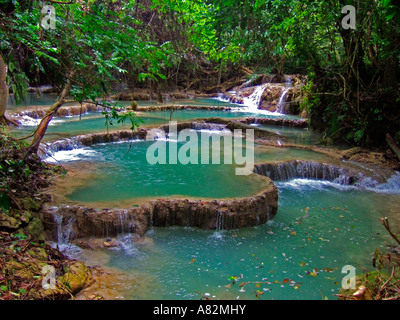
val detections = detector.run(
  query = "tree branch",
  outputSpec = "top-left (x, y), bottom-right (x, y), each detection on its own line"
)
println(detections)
top-left (46, 0), bottom-right (75, 4)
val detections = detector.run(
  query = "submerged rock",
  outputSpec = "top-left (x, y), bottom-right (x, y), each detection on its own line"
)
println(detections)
top-left (244, 117), bottom-right (308, 128)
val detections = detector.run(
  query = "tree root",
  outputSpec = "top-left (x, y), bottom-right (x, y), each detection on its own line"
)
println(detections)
top-left (0, 115), bottom-right (19, 126)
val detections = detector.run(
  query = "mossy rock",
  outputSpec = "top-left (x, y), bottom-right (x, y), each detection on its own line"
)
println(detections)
top-left (26, 246), bottom-right (49, 261)
top-left (19, 197), bottom-right (42, 212)
top-left (127, 100), bottom-right (138, 111)
top-left (20, 211), bottom-right (33, 224)
top-left (24, 217), bottom-right (45, 242)
top-left (58, 261), bottom-right (94, 294)
top-left (0, 211), bottom-right (22, 230)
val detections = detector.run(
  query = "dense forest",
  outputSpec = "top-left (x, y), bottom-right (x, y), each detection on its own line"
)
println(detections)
top-left (0, 0), bottom-right (399, 149)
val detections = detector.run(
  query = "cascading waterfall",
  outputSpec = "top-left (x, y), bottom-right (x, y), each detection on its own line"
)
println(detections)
top-left (53, 213), bottom-right (76, 246)
top-left (116, 210), bottom-right (140, 256)
top-left (216, 209), bottom-right (224, 230)
top-left (276, 88), bottom-right (290, 114)
top-left (371, 171), bottom-right (400, 194)
top-left (254, 160), bottom-right (400, 194)
top-left (242, 84), bottom-right (269, 111)
top-left (254, 161), bottom-right (361, 185)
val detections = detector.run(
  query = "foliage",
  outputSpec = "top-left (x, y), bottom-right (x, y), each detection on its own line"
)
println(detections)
top-left (1, 0), bottom-right (399, 147)
top-left (0, 132), bottom-right (61, 211)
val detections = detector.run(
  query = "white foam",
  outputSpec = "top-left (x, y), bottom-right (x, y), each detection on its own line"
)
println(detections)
top-left (278, 172), bottom-right (400, 195)
top-left (367, 172), bottom-right (400, 195)
top-left (191, 129), bottom-right (232, 136)
top-left (96, 139), bottom-right (143, 146)
top-left (45, 148), bottom-right (98, 163)
top-left (277, 179), bottom-right (357, 192)
top-left (17, 115), bottom-right (64, 127)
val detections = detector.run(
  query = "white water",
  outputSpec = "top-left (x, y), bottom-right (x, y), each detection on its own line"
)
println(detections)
top-left (216, 83), bottom-right (291, 116)
top-left (45, 147), bottom-right (99, 163)
top-left (16, 115), bottom-right (65, 127)
top-left (367, 172), bottom-right (400, 195)
top-left (242, 84), bottom-right (269, 112)
top-left (52, 213), bottom-right (82, 256)
top-left (54, 213), bottom-right (75, 245)
top-left (276, 173), bottom-right (400, 195)
top-left (276, 88), bottom-right (290, 114)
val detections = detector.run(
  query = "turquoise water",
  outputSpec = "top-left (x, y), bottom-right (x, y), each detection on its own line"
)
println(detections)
top-left (255, 124), bottom-right (321, 146)
top-left (49, 131), bottom-right (332, 204)
top-left (8, 108), bottom-right (301, 143)
top-left (101, 182), bottom-right (396, 300)
top-left (12, 92), bottom-right (400, 300)
top-left (63, 136), bottom-right (266, 203)
top-left (6, 94), bottom-right (225, 109)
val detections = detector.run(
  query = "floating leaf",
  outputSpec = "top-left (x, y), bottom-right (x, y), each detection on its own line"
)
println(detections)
top-left (255, 291), bottom-right (264, 298)
top-left (306, 269), bottom-right (319, 277)
top-left (190, 258), bottom-right (196, 264)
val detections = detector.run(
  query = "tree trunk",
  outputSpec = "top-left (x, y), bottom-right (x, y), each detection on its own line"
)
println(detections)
top-left (386, 133), bottom-right (400, 161)
top-left (383, 28), bottom-right (399, 88)
top-left (0, 55), bottom-right (9, 121)
top-left (0, 55), bottom-right (19, 126)
top-left (25, 71), bottom-right (74, 155)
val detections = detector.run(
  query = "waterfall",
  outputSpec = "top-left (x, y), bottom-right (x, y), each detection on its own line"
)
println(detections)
top-left (53, 213), bottom-right (75, 246)
top-left (216, 209), bottom-right (224, 230)
top-left (370, 172), bottom-right (400, 194)
top-left (242, 84), bottom-right (269, 111)
top-left (115, 210), bottom-right (140, 256)
top-left (276, 88), bottom-right (289, 114)
top-left (253, 161), bottom-right (359, 185)
top-left (119, 210), bottom-right (129, 234)
top-left (254, 161), bottom-right (400, 194)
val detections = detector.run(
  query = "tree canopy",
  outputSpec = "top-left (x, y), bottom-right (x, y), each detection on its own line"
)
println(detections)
top-left (1, 0), bottom-right (399, 149)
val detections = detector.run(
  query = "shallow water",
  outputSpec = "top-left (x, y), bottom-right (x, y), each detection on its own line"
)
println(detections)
top-left (8, 107), bottom-right (300, 143)
top-left (254, 124), bottom-right (321, 146)
top-left (93, 182), bottom-right (399, 300)
top-left (56, 135), bottom-right (268, 203)
top-left (10, 92), bottom-right (400, 300)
